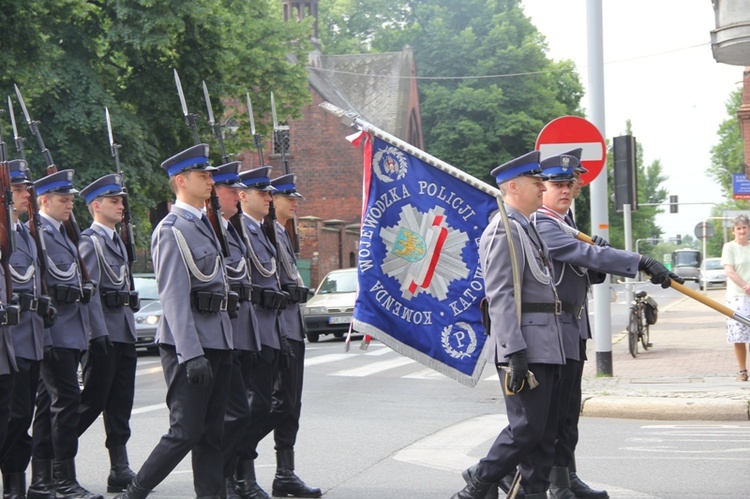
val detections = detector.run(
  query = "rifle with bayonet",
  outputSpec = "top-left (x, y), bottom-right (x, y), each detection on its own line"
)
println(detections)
top-left (13, 84), bottom-right (95, 304)
top-left (105, 107), bottom-right (139, 310)
top-left (270, 92), bottom-right (300, 254)
top-left (244, 93), bottom-right (277, 248)
top-left (173, 69), bottom-right (230, 257)
top-left (0, 113), bottom-right (19, 326)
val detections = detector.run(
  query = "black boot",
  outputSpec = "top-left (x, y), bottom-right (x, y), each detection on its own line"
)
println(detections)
top-left (52, 459), bottom-right (104, 499)
top-left (568, 472), bottom-right (609, 499)
top-left (224, 476), bottom-right (241, 499)
top-left (234, 459), bottom-right (270, 499)
top-left (548, 466), bottom-right (576, 499)
top-left (26, 459), bottom-right (55, 499)
top-left (498, 470), bottom-right (525, 499)
top-left (451, 464), bottom-right (494, 499)
top-left (112, 479), bottom-right (150, 499)
top-left (107, 446), bottom-right (136, 493)
top-left (2, 472), bottom-right (26, 499)
top-left (272, 450), bottom-right (321, 498)
top-left (524, 494), bottom-right (548, 499)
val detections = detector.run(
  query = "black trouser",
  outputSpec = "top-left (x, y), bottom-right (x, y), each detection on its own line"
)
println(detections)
top-left (78, 341), bottom-right (137, 447)
top-left (0, 358), bottom-right (40, 472)
top-left (477, 363), bottom-right (562, 494)
top-left (553, 353), bottom-right (584, 469)
top-left (33, 348), bottom-right (82, 461)
top-left (238, 347), bottom-right (279, 461)
top-left (135, 345), bottom-right (232, 497)
top-left (221, 350), bottom-right (253, 477)
top-left (259, 339), bottom-right (305, 452)
top-left (0, 371), bottom-right (14, 459)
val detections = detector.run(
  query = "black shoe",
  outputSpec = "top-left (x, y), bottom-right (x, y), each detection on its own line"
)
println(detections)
top-left (548, 467), bottom-right (576, 499)
top-left (234, 460), bottom-right (270, 499)
top-left (568, 472), bottom-right (609, 499)
top-left (113, 479), bottom-right (150, 499)
top-left (52, 459), bottom-right (104, 499)
top-left (498, 471), bottom-right (525, 499)
top-left (108, 446), bottom-right (137, 492)
top-left (451, 465), bottom-right (494, 499)
top-left (272, 450), bottom-right (321, 498)
top-left (26, 459), bottom-right (55, 499)
top-left (2, 472), bottom-right (26, 499)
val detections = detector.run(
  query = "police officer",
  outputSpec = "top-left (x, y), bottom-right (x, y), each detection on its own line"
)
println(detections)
top-left (76, 173), bottom-right (139, 493)
top-left (210, 162), bottom-right (262, 498)
top-left (30, 169), bottom-right (104, 499)
top-left (114, 144), bottom-right (233, 499)
top-left (260, 174), bottom-right (319, 498)
top-left (233, 167), bottom-right (290, 499)
top-left (0, 159), bottom-right (54, 499)
top-left (452, 151), bottom-right (565, 499)
top-left (532, 154), bottom-right (682, 499)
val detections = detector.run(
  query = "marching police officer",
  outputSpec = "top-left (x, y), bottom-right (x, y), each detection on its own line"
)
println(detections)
top-left (209, 162), bottom-right (262, 498)
top-left (115, 144), bottom-right (233, 499)
top-left (260, 173), bottom-right (319, 498)
top-left (76, 173), bottom-right (139, 493)
top-left (0, 159), bottom-right (54, 498)
top-left (30, 169), bottom-right (104, 499)
top-left (233, 167), bottom-right (289, 499)
top-left (533, 154), bottom-right (682, 499)
top-left (452, 151), bottom-right (565, 499)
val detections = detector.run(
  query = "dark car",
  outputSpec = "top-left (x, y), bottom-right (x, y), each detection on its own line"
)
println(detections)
top-left (302, 268), bottom-right (357, 343)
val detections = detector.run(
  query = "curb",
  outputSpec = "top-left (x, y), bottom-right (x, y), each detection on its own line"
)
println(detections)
top-left (581, 395), bottom-right (749, 421)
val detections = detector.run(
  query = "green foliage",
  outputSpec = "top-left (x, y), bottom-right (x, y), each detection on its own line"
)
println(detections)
top-left (0, 0), bottom-right (312, 247)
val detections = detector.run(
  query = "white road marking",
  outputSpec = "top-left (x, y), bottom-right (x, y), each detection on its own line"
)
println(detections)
top-left (331, 356), bottom-right (414, 377)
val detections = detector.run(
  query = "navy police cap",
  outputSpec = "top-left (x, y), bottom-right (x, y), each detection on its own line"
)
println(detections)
top-left (160, 143), bottom-right (216, 177)
top-left (9, 159), bottom-right (32, 185)
top-left (540, 153), bottom-right (579, 182)
top-left (490, 151), bottom-right (546, 185)
top-left (79, 173), bottom-right (127, 204)
top-left (211, 161), bottom-right (246, 188)
top-left (239, 166), bottom-right (276, 192)
top-left (562, 148), bottom-right (587, 174)
top-left (271, 174), bottom-right (302, 198)
top-left (34, 169), bottom-right (78, 196)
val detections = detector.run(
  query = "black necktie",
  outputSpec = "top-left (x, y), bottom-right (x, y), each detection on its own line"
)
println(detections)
top-left (17, 224), bottom-right (29, 246)
top-left (113, 232), bottom-right (124, 256)
top-left (200, 215), bottom-right (213, 234)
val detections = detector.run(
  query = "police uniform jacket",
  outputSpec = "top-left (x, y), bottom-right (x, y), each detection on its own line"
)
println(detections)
top-left (80, 224), bottom-right (136, 343)
top-left (241, 213), bottom-right (284, 350)
top-left (479, 206), bottom-right (565, 366)
top-left (0, 265), bottom-right (17, 375)
top-left (40, 215), bottom-right (91, 350)
top-left (224, 219), bottom-right (261, 352)
top-left (533, 208), bottom-right (639, 360)
top-left (151, 205), bottom-right (232, 363)
top-left (9, 223), bottom-right (45, 360)
top-left (275, 221), bottom-right (304, 342)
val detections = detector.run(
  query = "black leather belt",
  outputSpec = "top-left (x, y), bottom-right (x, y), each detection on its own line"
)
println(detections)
top-left (522, 300), bottom-right (583, 316)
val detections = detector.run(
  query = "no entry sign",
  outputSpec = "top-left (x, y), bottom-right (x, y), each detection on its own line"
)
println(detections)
top-left (535, 116), bottom-right (606, 186)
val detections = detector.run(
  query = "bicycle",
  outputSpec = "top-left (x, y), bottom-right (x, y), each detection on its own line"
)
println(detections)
top-left (627, 290), bottom-right (655, 358)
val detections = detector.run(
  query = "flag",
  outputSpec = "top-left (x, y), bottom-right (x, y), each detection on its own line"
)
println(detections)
top-left (350, 132), bottom-right (500, 387)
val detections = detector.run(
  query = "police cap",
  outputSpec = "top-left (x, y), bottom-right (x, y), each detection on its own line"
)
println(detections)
top-left (211, 161), bottom-right (246, 188)
top-left (9, 159), bottom-right (32, 185)
top-left (271, 174), bottom-right (302, 198)
top-left (34, 169), bottom-right (78, 196)
top-left (239, 166), bottom-right (276, 192)
top-left (490, 151), bottom-right (546, 185)
top-left (79, 173), bottom-right (127, 204)
top-left (160, 144), bottom-right (216, 177)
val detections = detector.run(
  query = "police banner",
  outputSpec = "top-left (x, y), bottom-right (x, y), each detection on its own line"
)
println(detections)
top-left (350, 132), bottom-right (500, 387)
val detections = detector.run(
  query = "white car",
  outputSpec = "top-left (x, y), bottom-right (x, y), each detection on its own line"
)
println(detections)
top-left (302, 268), bottom-right (357, 343)
top-left (699, 257), bottom-right (727, 290)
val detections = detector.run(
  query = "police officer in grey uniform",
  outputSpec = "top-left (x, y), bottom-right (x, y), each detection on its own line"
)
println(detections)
top-left (452, 151), bottom-right (565, 499)
top-left (76, 173), bottom-right (139, 493)
top-left (30, 169), bottom-right (104, 499)
top-left (209, 162), bottom-right (262, 498)
top-left (260, 174), bottom-right (319, 498)
top-left (532, 154), bottom-right (682, 499)
top-left (233, 167), bottom-right (290, 499)
top-left (0, 159), bottom-right (54, 499)
top-left (115, 144), bottom-right (234, 499)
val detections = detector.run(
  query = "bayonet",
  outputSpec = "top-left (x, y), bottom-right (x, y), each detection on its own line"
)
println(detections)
top-left (271, 92), bottom-right (278, 130)
top-left (14, 85), bottom-right (55, 169)
top-left (105, 106), bottom-right (121, 173)
top-left (7, 96), bottom-right (25, 161)
top-left (268, 93), bottom-right (298, 253)
top-left (173, 69), bottom-right (200, 144)
top-left (202, 81), bottom-right (215, 126)
top-left (246, 93), bottom-right (264, 166)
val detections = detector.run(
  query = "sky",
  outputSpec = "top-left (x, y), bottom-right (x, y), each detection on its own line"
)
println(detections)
top-left (521, 0), bottom-right (744, 240)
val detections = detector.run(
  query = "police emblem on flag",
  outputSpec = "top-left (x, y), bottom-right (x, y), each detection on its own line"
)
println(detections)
top-left (373, 146), bottom-right (408, 183)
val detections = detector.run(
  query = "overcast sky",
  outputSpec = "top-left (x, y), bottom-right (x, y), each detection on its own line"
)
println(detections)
top-left (522, 0), bottom-right (744, 240)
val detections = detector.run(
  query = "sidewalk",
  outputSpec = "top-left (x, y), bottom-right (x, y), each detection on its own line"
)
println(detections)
top-left (580, 288), bottom-right (750, 421)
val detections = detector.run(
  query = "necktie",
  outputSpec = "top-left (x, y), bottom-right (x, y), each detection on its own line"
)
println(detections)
top-left (200, 215), bottom-right (213, 234)
top-left (113, 231), bottom-right (124, 256)
top-left (17, 223), bottom-right (29, 246)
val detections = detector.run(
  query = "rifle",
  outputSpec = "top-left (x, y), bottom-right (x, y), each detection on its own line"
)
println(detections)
top-left (270, 92), bottom-right (300, 254)
top-left (173, 70), bottom-right (230, 257)
top-left (105, 107), bottom-right (137, 293)
top-left (0, 115), bottom-right (16, 310)
top-left (13, 85), bottom-right (95, 300)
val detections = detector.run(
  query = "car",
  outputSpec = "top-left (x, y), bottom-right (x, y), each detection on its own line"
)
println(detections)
top-left (699, 257), bottom-right (727, 290)
top-left (302, 268), bottom-right (357, 343)
top-left (132, 274), bottom-right (160, 352)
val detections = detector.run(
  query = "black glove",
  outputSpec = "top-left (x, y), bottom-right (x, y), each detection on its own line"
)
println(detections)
top-left (185, 356), bottom-right (213, 386)
top-left (89, 335), bottom-right (112, 357)
top-left (279, 337), bottom-right (296, 370)
top-left (591, 235), bottom-right (610, 247)
top-left (638, 256), bottom-right (685, 289)
top-left (505, 349), bottom-right (528, 394)
top-left (42, 305), bottom-right (57, 328)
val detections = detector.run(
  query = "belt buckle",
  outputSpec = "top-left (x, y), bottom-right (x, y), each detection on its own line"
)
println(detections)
top-left (29, 299), bottom-right (38, 312)
top-left (220, 298), bottom-right (228, 312)
top-left (577, 305), bottom-right (585, 319)
top-left (554, 300), bottom-right (561, 315)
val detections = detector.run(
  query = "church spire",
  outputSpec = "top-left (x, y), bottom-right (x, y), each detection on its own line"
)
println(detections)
top-left (281, 0), bottom-right (319, 41)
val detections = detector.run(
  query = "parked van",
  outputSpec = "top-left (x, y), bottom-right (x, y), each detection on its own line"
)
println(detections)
top-left (671, 249), bottom-right (702, 282)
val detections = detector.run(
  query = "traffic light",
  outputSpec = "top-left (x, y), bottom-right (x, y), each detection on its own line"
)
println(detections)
top-left (675, 234), bottom-right (681, 245)
top-left (670, 195), bottom-right (678, 213)
top-left (613, 135), bottom-right (637, 213)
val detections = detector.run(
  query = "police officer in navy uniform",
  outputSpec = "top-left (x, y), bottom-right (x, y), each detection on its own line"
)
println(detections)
top-left (209, 162), bottom-right (262, 498)
top-left (233, 167), bottom-right (290, 499)
top-left (115, 144), bottom-right (234, 499)
top-left (532, 154), bottom-right (682, 499)
top-left (0, 159), bottom-right (54, 499)
top-left (259, 174), bottom-right (320, 498)
top-left (76, 173), bottom-right (139, 493)
top-left (452, 151), bottom-right (564, 499)
top-left (30, 169), bottom-right (104, 499)
top-left (0, 230), bottom-right (17, 494)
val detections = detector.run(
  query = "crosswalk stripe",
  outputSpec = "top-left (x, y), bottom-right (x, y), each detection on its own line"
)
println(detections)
top-left (331, 356), bottom-right (414, 377)
top-left (304, 353), bottom-right (354, 366)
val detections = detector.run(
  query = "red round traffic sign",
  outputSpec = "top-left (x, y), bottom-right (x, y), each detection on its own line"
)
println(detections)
top-left (535, 116), bottom-right (606, 186)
